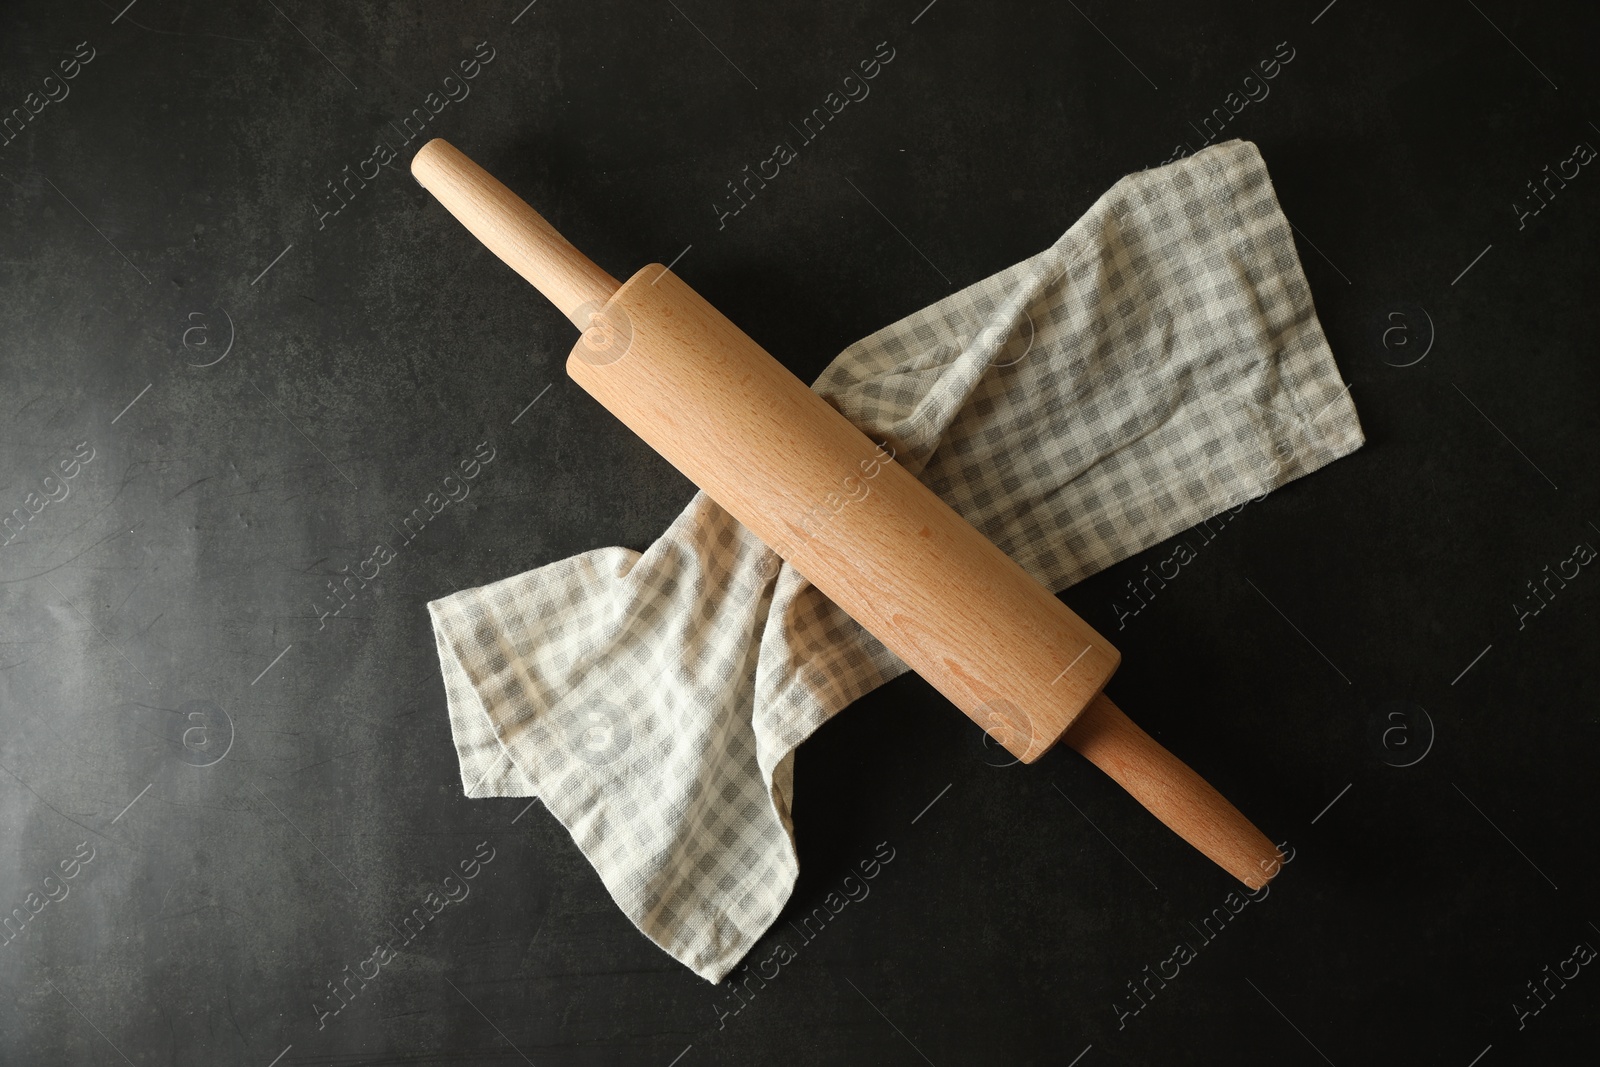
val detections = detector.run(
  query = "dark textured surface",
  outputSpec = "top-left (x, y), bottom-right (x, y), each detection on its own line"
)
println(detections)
top-left (1, 2), bottom-right (1596, 1064)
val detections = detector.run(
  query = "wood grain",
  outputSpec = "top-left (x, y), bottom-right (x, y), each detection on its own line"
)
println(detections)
top-left (567, 264), bottom-right (1120, 764)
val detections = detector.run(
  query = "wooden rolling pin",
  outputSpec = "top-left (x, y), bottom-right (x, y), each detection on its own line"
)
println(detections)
top-left (412, 139), bottom-right (1282, 889)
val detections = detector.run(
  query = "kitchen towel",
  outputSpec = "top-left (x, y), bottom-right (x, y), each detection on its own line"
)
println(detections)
top-left (426, 138), bottom-right (1364, 982)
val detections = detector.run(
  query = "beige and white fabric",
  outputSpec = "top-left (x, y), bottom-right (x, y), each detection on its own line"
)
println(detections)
top-left (427, 138), bottom-right (1364, 982)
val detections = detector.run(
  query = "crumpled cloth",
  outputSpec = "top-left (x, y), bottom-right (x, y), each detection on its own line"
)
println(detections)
top-left (426, 138), bottom-right (1364, 982)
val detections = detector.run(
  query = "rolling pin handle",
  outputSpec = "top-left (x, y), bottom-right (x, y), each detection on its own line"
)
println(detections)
top-left (410, 138), bottom-right (620, 330)
top-left (1065, 693), bottom-right (1284, 889)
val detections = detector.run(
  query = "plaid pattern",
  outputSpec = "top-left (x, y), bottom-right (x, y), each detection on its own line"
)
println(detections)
top-left (427, 139), bottom-right (1364, 982)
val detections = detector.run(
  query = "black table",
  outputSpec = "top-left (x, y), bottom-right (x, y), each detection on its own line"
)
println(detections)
top-left (2, 1), bottom-right (1595, 1064)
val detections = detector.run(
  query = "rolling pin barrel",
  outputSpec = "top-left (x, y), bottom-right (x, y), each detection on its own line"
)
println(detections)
top-left (565, 261), bottom-right (1121, 765)
top-left (410, 138), bottom-right (1282, 889)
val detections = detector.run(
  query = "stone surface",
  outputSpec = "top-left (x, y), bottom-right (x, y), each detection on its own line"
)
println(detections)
top-left (0, 1), bottom-right (1595, 1063)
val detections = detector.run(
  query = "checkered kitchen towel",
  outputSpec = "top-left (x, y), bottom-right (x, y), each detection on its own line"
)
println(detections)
top-left (427, 139), bottom-right (1363, 982)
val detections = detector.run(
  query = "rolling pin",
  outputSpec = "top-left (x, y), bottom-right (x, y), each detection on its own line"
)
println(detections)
top-left (411, 139), bottom-right (1282, 889)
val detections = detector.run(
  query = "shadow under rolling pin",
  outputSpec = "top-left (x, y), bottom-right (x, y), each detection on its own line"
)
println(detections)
top-left (411, 138), bottom-right (1284, 890)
